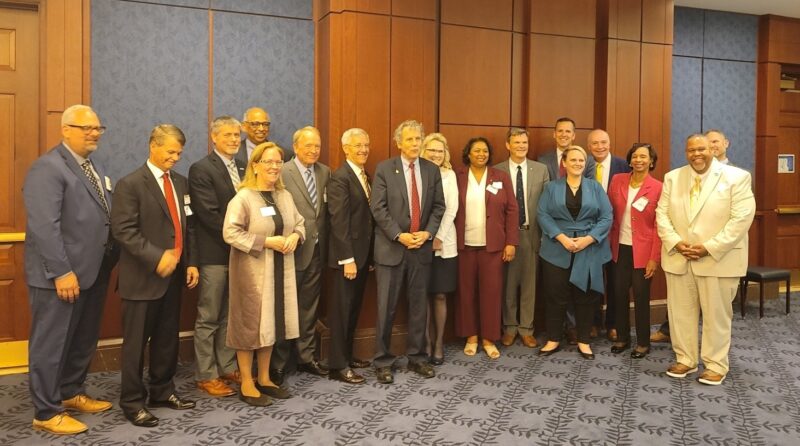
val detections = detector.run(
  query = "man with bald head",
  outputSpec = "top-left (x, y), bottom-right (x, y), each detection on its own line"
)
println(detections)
top-left (237, 107), bottom-right (294, 164)
top-left (705, 129), bottom-right (731, 165)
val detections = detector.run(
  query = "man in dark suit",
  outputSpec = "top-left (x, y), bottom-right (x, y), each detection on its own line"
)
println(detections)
top-left (537, 117), bottom-right (596, 181)
top-left (370, 119), bottom-right (445, 384)
top-left (24, 105), bottom-right (118, 435)
top-left (272, 126), bottom-right (330, 383)
top-left (112, 124), bottom-right (199, 427)
top-left (495, 128), bottom-right (549, 349)
top-left (327, 128), bottom-right (374, 384)
top-left (587, 128), bottom-right (631, 340)
top-left (237, 106), bottom-right (294, 164)
top-left (188, 116), bottom-right (245, 397)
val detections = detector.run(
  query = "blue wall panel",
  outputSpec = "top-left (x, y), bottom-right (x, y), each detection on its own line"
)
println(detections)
top-left (91, 0), bottom-right (209, 179)
top-left (670, 56), bottom-right (703, 169)
top-left (211, 0), bottom-right (311, 19)
top-left (702, 60), bottom-right (756, 172)
top-left (211, 11), bottom-right (313, 152)
top-left (703, 11), bottom-right (757, 62)
top-left (673, 7), bottom-right (704, 57)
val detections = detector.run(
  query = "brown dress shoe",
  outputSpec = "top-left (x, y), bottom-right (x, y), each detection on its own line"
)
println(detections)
top-left (197, 378), bottom-right (236, 397)
top-left (220, 370), bottom-right (241, 385)
top-left (698, 369), bottom-right (726, 385)
top-left (650, 331), bottom-right (670, 343)
top-left (32, 412), bottom-right (88, 435)
top-left (501, 333), bottom-right (516, 346)
top-left (521, 335), bottom-right (538, 348)
top-left (606, 328), bottom-right (618, 342)
top-left (62, 394), bottom-right (112, 413)
top-left (665, 363), bottom-right (698, 378)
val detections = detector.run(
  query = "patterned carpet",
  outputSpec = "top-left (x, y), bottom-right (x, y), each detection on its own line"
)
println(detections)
top-left (1, 298), bottom-right (799, 445)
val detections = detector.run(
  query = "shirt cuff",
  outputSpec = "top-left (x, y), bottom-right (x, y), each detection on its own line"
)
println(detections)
top-left (338, 258), bottom-right (355, 265)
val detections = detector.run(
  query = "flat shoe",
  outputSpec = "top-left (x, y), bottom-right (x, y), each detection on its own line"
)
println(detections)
top-left (464, 341), bottom-right (478, 356)
top-left (255, 383), bottom-right (291, 399)
top-left (238, 390), bottom-right (272, 407)
top-left (610, 342), bottom-right (630, 354)
top-left (631, 346), bottom-right (650, 359)
top-left (483, 343), bottom-right (500, 360)
top-left (538, 344), bottom-right (561, 357)
top-left (578, 350), bottom-right (595, 360)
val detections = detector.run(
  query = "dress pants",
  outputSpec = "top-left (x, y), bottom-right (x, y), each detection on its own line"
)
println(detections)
top-left (120, 275), bottom-right (181, 415)
top-left (595, 262), bottom-right (616, 329)
top-left (273, 243), bottom-right (322, 369)
top-left (194, 264), bottom-right (236, 381)
top-left (542, 258), bottom-right (598, 344)
top-left (373, 251), bottom-right (429, 368)
top-left (327, 263), bottom-right (369, 370)
top-left (502, 230), bottom-right (537, 337)
top-left (456, 247), bottom-right (503, 341)
top-left (666, 265), bottom-right (738, 376)
top-left (612, 245), bottom-right (651, 346)
top-left (28, 255), bottom-right (114, 420)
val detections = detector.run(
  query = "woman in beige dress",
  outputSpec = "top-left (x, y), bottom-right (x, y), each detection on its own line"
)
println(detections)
top-left (223, 142), bottom-right (305, 406)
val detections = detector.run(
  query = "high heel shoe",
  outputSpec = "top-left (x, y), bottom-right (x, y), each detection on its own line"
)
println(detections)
top-left (538, 344), bottom-right (561, 357)
top-left (578, 349), bottom-right (595, 360)
top-left (610, 342), bottom-right (630, 354)
top-left (630, 346), bottom-right (650, 359)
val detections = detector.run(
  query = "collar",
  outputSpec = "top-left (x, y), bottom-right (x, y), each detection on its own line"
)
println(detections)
top-left (597, 155), bottom-right (611, 168)
top-left (213, 149), bottom-right (234, 164)
top-left (146, 160), bottom-right (168, 179)
top-left (401, 155), bottom-right (419, 170)
top-left (508, 158), bottom-right (526, 172)
top-left (346, 159), bottom-right (365, 176)
top-left (62, 142), bottom-right (88, 165)
top-left (293, 156), bottom-right (314, 175)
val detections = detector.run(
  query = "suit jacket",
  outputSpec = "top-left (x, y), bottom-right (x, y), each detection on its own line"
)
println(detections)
top-left (281, 160), bottom-right (330, 270)
top-left (656, 159), bottom-right (755, 277)
top-left (235, 139), bottom-right (296, 166)
top-left (608, 156), bottom-right (630, 183)
top-left (454, 167), bottom-right (519, 252)
top-left (112, 164), bottom-right (197, 300)
top-left (494, 158), bottom-right (550, 252)
top-left (327, 163), bottom-right (374, 270)
top-left (23, 144), bottom-right (117, 289)
top-left (188, 152), bottom-right (246, 265)
top-left (537, 178), bottom-right (612, 293)
top-left (608, 173), bottom-right (662, 268)
top-left (538, 149), bottom-right (597, 181)
top-left (370, 156), bottom-right (445, 266)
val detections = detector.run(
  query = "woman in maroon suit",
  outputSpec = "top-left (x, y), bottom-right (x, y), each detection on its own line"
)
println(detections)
top-left (609, 143), bottom-right (662, 358)
top-left (454, 137), bottom-right (519, 359)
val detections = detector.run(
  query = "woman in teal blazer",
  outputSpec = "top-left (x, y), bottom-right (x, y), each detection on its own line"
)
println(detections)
top-left (537, 146), bottom-right (612, 359)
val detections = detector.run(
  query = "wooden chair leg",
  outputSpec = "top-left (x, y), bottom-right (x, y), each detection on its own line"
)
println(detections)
top-left (786, 278), bottom-right (791, 314)
top-left (759, 282), bottom-right (764, 318)
top-left (740, 279), bottom-right (747, 318)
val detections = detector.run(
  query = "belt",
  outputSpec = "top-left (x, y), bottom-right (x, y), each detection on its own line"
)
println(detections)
top-left (519, 224), bottom-right (530, 230)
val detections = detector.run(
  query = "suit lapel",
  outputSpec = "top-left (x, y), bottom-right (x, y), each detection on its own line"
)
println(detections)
top-left (142, 164), bottom-right (172, 222)
top-left (286, 161), bottom-right (313, 208)
top-left (313, 165), bottom-right (325, 216)
top-left (691, 164), bottom-right (723, 222)
top-left (395, 158), bottom-right (409, 209)
top-left (58, 145), bottom-right (108, 214)
top-left (346, 164), bottom-right (369, 203)
top-left (210, 153), bottom-right (237, 195)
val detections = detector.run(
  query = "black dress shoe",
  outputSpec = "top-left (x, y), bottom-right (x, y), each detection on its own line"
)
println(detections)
top-left (375, 367), bottom-right (394, 384)
top-left (610, 342), bottom-right (630, 354)
top-left (238, 390), bottom-right (272, 407)
top-left (255, 383), bottom-right (291, 399)
top-left (297, 360), bottom-right (329, 376)
top-left (349, 359), bottom-right (371, 369)
top-left (270, 368), bottom-right (285, 386)
top-left (430, 355), bottom-right (444, 366)
top-left (408, 361), bottom-right (435, 378)
top-left (538, 345), bottom-right (561, 357)
top-left (578, 350), bottom-right (595, 360)
top-left (631, 346), bottom-right (650, 359)
top-left (329, 368), bottom-right (366, 384)
top-left (125, 408), bottom-right (159, 427)
top-left (148, 394), bottom-right (195, 410)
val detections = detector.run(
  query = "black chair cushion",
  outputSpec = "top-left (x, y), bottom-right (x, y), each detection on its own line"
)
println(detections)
top-left (746, 266), bottom-right (791, 281)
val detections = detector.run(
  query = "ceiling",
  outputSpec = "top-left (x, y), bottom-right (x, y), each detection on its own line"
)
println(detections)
top-left (674, 0), bottom-right (800, 18)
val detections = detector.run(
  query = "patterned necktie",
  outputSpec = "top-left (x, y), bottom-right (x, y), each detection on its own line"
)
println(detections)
top-left (80, 160), bottom-right (110, 218)
top-left (690, 176), bottom-right (702, 211)
top-left (360, 169), bottom-right (371, 202)
top-left (227, 159), bottom-right (240, 188)
top-left (596, 163), bottom-right (603, 184)
top-left (516, 165), bottom-right (526, 227)
top-left (305, 168), bottom-right (318, 207)
top-left (409, 162), bottom-right (421, 232)
top-left (162, 172), bottom-right (183, 258)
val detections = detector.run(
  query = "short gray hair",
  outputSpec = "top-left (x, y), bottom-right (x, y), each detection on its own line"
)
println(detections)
top-left (149, 124), bottom-right (186, 146)
top-left (393, 120), bottom-right (424, 146)
top-left (341, 128), bottom-right (369, 146)
top-left (61, 104), bottom-right (95, 126)
top-left (293, 126), bottom-right (320, 145)
top-left (686, 133), bottom-right (707, 144)
top-left (242, 107), bottom-right (267, 122)
top-left (210, 115), bottom-right (241, 135)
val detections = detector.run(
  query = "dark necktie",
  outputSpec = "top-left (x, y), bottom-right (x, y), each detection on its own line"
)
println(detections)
top-left (516, 165), bottom-right (526, 227)
top-left (558, 162), bottom-right (566, 178)
top-left (162, 172), bottom-right (183, 258)
top-left (80, 160), bottom-right (110, 218)
top-left (409, 162), bottom-right (420, 232)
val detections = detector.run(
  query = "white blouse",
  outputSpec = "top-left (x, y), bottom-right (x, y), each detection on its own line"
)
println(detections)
top-left (464, 169), bottom-right (487, 247)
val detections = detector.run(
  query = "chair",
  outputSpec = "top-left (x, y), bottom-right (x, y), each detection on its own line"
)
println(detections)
top-left (738, 266), bottom-right (791, 318)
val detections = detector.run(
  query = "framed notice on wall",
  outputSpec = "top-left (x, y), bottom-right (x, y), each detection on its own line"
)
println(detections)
top-left (778, 154), bottom-right (795, 173)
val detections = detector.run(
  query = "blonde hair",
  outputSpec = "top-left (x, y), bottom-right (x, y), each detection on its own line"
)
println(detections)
top-left (238, 142), bottom-right (286, 191)
top-left (421, 133), bottom-right (452, 170)
top-left (561, 145), bottom-right (587, 163)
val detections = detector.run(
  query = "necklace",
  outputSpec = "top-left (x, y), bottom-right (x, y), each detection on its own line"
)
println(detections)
top-left (259, 190), bottom-right (276, 206)
top-left (568, 182), bottom-right (580, 191)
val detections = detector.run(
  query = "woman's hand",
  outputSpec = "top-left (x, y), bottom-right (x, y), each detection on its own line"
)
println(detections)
top-left (572, 235), bottom-right (595, 252)
top-left (556, 234), bottom-right (578, 252)
top-left (432, 237), bottom-right (443, 251)
top-left (264, 236), bottom-right (286, 251)
top-left (644, 260), bottom-right (658, 279)
top-left (281, 233), bottom-right (301, 254)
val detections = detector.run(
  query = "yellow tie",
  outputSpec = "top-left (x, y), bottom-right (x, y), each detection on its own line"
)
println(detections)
top-left (690, 176), bottom-right (702, 210)
top-left (596, 163), bottom-right (603, 184)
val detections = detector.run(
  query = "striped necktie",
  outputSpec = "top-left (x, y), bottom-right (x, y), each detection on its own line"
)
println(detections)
top-left (80, 160), bottom-right (110, 218)
top-left (227, 159), bottom-right (240, 188)
top-left (305, 167), bottom-right (317, 207)
top-left (360, 169), bottom-right (371, 202)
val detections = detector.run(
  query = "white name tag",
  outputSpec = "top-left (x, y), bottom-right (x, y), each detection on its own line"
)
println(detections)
top-left (184, 205), bottom-right (193, 216)
top-left (183, 194), bottom-right (191, 205)
top-left (632, 196), bottom-right (648, 212)
top-left (323, 191), bottom-right (327, 203)
top-left (104, 176), bottom-right (113, 191)
top-left (492, 181), bottom-right (503, 189)
top-left (487, 185), bottom-right (499, 195)
top-left (261, 206), bottom-right (276, 217)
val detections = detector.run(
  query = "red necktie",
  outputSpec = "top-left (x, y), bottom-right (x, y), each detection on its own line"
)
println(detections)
top-left (409, 162), bottom-right (421, 232)
top-left (558, 162), bottom-right (566, 178)
top-left (163, 172), bottom-right (183, 258)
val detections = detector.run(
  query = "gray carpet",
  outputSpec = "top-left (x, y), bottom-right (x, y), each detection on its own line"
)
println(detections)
top-left (1, 297), bottom-right (799, 445)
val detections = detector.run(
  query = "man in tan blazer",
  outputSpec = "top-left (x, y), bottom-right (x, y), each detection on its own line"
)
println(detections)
top-left (656, 134), bottom-right (755, 385)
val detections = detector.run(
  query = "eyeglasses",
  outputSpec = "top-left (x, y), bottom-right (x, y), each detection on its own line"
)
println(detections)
top-left (245, 121), bottom-right (271, 129)
top-left (66, 124), bottom-right (107, 134)
top-left (257, 160), bottom-right (283, 167)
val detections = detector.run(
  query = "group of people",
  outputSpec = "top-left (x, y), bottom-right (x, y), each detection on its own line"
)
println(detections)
top-left (22, 103), bottom-right (755, 435)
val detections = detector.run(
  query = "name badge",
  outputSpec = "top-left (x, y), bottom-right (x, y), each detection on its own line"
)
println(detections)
top-left (183, 194), bottom-right (191, 205)
top-left (261, 206), bottom-right (276, 217)
top-left (184, 205), bottom-right (193, 216)
top-left (632, 196), bottom-right (648, 212)
top-left (323, 191), bottom-right (327, 203)
top-left (487, 185), bottom-right (499, 195)
top-left (104, 176), bottom-right (113, 191)
top-left (492, 181), bottom-right (503, 190)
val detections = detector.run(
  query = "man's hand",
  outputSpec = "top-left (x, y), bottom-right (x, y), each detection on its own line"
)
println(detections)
top-left (502, 245), bottom-right (516, 262)
top-left (411, 231), bottom-right (431, 249)
top-left (398, 233), bottom-right (418, 249)
top-left (156, 249), bottom-right (179, 278)
top-left (55, 272), bottom-right (80, 303)
top-left (343, 262), bottom-right (357, 280)
top-left (186, 266), bottom-right (199, 289)
top-left (685, 244), bottom-right (709, 260)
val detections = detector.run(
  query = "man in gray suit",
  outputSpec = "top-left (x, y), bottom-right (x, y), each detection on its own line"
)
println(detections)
top-left (24, 104), bottom-right (118, 435)
top-left (495, 128), bottom-right (549, 349)
top-left (272, 126), bottom-right (330, 383)
top-left (370, 120), bottom-right (445, 384)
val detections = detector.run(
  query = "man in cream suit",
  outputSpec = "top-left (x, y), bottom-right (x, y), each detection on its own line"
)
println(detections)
top-left (656, 134), bottom-right (755, 385)
top-left (495, 128), bottom-right (549, 348)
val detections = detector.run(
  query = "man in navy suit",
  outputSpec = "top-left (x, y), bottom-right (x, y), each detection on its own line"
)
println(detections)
top-left (537, 117), bottom-right (596, 181)
top-left (237, 106), bottom-right (294, 164)
top-left (370, 120), bottom-right (445, 384)
top-left (587, 129), bottom-right (630, 340)
top-left (24, 104), bottom-right (118, 435)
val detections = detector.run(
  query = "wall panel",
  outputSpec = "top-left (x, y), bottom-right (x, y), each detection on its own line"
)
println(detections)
top-left (640, 43), bottom-right (671, 178)
top-left (669, 55), bottom-right (701, 169)
top-left (390, 17), bottom-right (437, 137)
top-left (530, 0), bottom-right (596, 38)
top-left (438, 124), bottom-right (510, 165)
top-left (441, 0), bottom-right (512, 30)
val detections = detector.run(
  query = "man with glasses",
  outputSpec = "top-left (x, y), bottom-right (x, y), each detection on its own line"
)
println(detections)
top-left (24, 104), bottom-right (118, 435)
top-left (271, 126), bottom-right (330, 384)
top-left (238, 107), bottom-right (294, 164)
